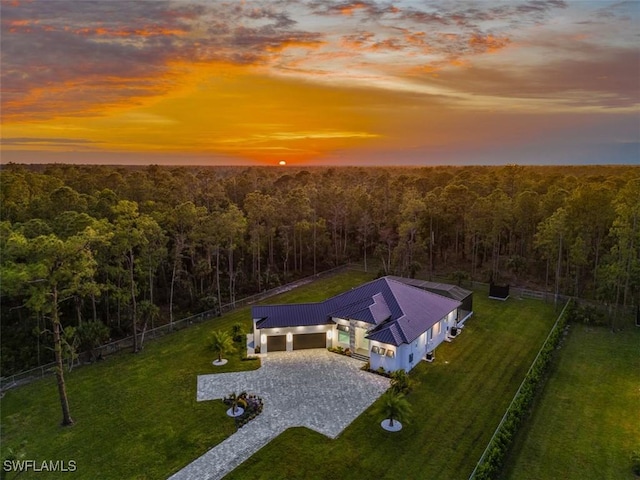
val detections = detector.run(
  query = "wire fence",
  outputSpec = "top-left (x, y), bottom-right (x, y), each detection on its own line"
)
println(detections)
top-left (467, 299), bottom-right (571, 479)
top-left (3, 268), bottom-right (634, 392)
top-left (0, 263), bottom-right (360, 392)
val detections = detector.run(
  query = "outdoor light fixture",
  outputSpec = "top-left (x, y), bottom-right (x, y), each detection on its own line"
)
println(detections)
top-left (261, 334), bottom-right (266, 344)
top-left (327, 330), bottom-right (333, 340)
top-left (286, 333), bottom-right (292, 342)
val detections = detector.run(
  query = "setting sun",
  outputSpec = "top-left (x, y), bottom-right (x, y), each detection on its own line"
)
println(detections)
top-left (1, 1), bottom-right (638, 165)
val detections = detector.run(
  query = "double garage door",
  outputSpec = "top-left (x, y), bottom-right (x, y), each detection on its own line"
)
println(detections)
top-left (266, 333), bottom-right (326, 352)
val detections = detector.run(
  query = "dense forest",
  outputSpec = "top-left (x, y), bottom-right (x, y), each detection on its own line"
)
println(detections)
top-left (1, 164), bottom-right (638, 375)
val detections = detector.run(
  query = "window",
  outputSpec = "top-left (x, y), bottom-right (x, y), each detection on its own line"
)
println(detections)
top-left (385, 350), bottom-right (395, 358)
top-left (433, 321), bottom-right (441, 336)
top-left (337, 324), bottom-right (350, 343)
top-left (371, 346), bottom-right (380, 354)
top-left (409, 353), bottom-right (414, 363)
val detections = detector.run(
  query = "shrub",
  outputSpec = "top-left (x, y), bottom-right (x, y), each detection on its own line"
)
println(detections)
top-left (231, 323), bottom-right (243, 342)
top-left (631, 450), bottom-right (640, 476)
top-left (390, 370), bottom-right (413, 395)
top-left (223, 391), bottom-right (265, 428)
top-left (472, 300), bottom-right (572, 479)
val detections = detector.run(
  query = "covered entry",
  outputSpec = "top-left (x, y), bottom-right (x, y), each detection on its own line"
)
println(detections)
top-left (267, 335), bottom-right (286, 352)
top-left (293, 333), bottom-right (326, 350)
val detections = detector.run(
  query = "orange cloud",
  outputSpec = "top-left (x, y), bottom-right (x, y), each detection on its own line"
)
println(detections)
top-left (338, 2), bottom-right (369, 16)
top-left (265, 38), bottom-right (326, 53)
top-left (72, 26), bottom-right (186, 37)
top-left (469, 34), bottom-right (510, 54)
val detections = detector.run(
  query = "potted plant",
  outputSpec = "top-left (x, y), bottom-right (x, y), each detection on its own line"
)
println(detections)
top-left (225, 392), bottom-right (245, 417)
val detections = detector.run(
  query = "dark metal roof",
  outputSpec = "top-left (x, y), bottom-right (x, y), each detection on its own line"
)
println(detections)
top-left (253, 303), bottom-right (333, 328)
top-left (252, 276), bottom-right (463, 346)
top-left (386, 276), bottom-right (472, 302)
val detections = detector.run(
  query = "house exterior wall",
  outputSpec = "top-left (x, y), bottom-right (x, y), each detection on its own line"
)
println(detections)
top-left (254, 322), bottom-right (332, 353)
top-left (350, 319), bottom-right (372, 353)
top-left (331, 318), bottom-right (350, 349)
top-left (374, 309), bottom-right (457, 373)
top-left (369, 340), bottom-right (398, 372)
top-left (445, 309), bottom-right (458, 334)
top-left (254, 303), bottom-right (464, 369)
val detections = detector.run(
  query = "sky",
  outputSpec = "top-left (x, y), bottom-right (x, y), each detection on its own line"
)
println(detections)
top-left (1, 0), bottom-right (639, 166)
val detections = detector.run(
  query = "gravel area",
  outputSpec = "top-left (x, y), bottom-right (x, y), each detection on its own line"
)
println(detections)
top-left (169, 349), bottom-right (389, 480)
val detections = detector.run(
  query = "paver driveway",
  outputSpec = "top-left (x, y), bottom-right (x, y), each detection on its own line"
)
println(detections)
top-left (169, 349), bottom-right (389, 480)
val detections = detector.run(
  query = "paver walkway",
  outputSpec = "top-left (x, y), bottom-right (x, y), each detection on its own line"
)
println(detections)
top-left (169, 350), bottom-right (389, 480)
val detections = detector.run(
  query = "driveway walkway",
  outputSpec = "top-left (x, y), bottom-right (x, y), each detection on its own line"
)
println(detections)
top-left (169, 350), bottom-right (389, 480)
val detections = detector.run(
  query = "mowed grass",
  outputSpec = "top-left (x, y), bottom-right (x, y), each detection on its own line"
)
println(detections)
top-left (503, 321), bottom-right (640, 480)
top-left (0, 269), bottom-right (374, 479)
top-left (226, 294), bottom-right (558, 480)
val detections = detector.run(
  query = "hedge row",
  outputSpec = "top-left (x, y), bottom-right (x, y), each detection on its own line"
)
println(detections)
top-left (472, 300), bottom-right (572, 480)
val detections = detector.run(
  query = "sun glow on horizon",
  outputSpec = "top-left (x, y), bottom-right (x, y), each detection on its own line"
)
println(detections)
top-left (1, 1), bottom-right (638, 165)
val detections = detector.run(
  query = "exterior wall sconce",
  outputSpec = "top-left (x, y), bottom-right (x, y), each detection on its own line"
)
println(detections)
top-left (260, 334), bottom-right (266, 344)
top-left (286, 333), bottom-right (292, 342)
top-left (326, 330), bottom-right (333, 340)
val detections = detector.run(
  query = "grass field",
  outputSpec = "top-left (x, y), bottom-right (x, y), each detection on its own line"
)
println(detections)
top-left (502, 321), bottom-right (640, 480)
top-left (226, 294), bottom-right (557, 480)
top-left (0, 269), bottom-right (374, 479)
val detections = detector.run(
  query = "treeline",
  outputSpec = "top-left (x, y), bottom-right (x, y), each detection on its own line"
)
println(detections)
top-left (1, 163), bottom-right (638, 374)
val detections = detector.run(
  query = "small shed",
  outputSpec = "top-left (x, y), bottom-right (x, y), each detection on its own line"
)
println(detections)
top-left (489, 282), bottom-right (510, 301)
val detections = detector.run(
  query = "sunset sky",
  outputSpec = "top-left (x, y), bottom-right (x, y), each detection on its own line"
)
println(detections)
top-left (1, 0), bottom-right (638, 166)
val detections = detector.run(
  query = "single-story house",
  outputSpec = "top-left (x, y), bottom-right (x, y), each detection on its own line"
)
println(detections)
top-left (251, 276), bottom-right (473, 372)
top-left (386, 276), bottom-right (473, 324)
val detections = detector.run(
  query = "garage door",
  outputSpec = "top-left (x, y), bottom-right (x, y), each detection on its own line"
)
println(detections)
top-left (267, 335), bottom-right (286, 352)
top-left (293, 333), bottom-right (326, 350)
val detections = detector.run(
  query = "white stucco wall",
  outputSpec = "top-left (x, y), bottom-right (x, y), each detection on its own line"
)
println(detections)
top-left (369, 340), bottom-right (398, 372)
top-left (254, 322), bottom-right (332, 353)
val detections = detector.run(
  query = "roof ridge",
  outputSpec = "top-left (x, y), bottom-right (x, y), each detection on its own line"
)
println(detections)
top-left (386, 276), bottom-right (456, 302)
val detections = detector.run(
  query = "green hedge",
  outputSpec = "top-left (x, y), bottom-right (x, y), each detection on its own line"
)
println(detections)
top-left (472, 300), bottom-right (571, 480)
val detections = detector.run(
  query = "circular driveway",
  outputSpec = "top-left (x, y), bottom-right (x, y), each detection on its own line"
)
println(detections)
top-left (171, 350), bottom-right (389, 480)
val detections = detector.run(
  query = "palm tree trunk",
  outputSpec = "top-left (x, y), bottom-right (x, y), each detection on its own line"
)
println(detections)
top-left (129, 249), bottom-right (139, 353)
top-left (52, 286), bottom-right (74, 426)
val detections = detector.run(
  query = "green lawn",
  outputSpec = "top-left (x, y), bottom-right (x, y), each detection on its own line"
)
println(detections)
top-left (226, 295), bottom-right (558, 480)
top-left (0, 269), bottom-right (374, 479)
top-left (502, 321), bottom-right (640, 480)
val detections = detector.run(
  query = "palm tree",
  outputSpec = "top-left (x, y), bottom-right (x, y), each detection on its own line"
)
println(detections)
top-left (211, 330), bottom-right (236, 363)
top-left (376, 391), bottom-right (412, 428)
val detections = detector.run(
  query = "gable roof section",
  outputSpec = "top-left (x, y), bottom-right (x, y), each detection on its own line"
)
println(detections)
top-left (366, 321), bottom-right (406, 346)
top-left (375, 279), bottom-right (460, 345)
top-left (386, 276), bottom-right (472, 302)
top-left (252, 277), bottom-right (462, 345)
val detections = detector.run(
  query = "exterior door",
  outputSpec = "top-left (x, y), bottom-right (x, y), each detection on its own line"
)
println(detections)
top-left (293, 333), bottom-right (326, 350)
top-left (266, 335), bottom-right (286, 352)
